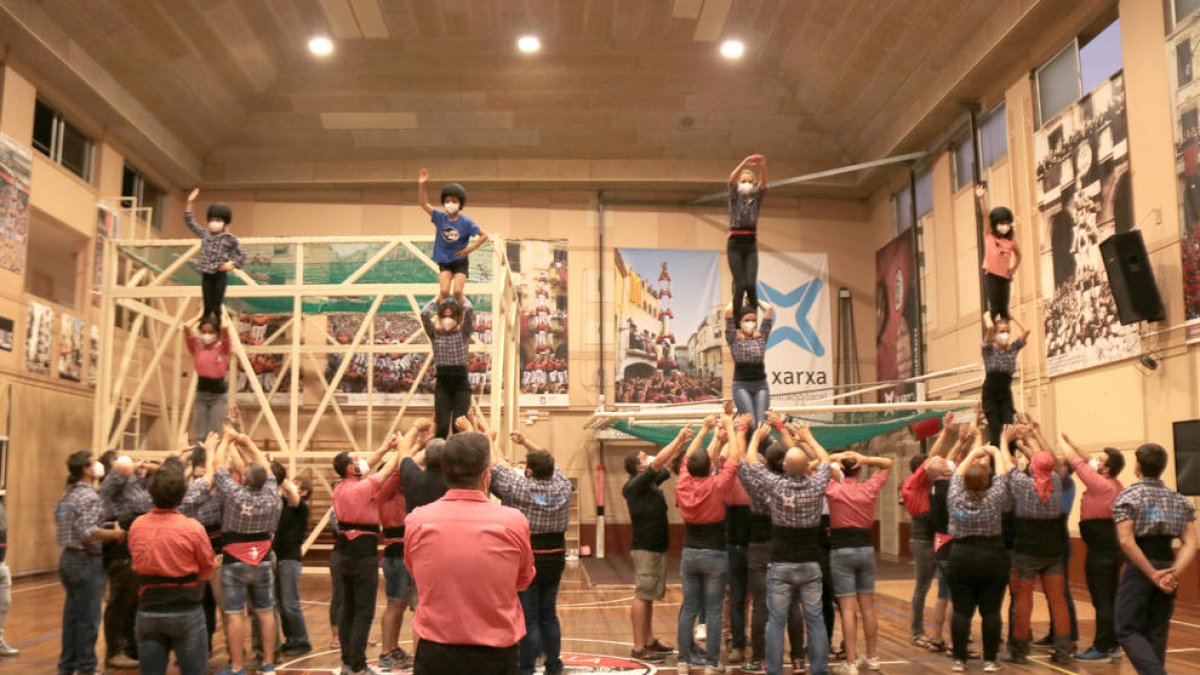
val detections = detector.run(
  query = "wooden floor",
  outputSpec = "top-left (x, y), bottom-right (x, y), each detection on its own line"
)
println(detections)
top-left (4, 560), bottom-right (1200, 674)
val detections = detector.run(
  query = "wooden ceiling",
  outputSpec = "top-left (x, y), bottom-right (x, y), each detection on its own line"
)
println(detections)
top-left (0, 0), bottom-right (1110, 197)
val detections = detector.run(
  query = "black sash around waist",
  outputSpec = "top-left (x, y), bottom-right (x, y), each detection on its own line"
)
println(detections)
top-left (749, 513), bottom-right (773, 543)
top-left (1136, 535), bottom-right (1175, 561)
top-left (204, 523), bottom-right (224, 554)
top-left (684, 522), bottom-right (726, 551)
top-left (771, 525), bottom-right (823, 563)
top-left (952, 535), bottom-right (1005, 551)
top-left (138, 573), bottom-right (203, 613)
top-left (1013, 516), bottom-right (1065, 555)
top-left (197, 376), bottom-right (228, 394)
top-left (1079, 518), bottom-right (1119, 552)
top-left (382, 525), bottom-right (406, 558)
top-left (983, 371), bottom-right (1014, 386)
top-left (531, 531), bottom-right (567, 555)
top-left (222, 531), bottom-right (271, 544)
top-left (733, 362), bottom-right (767, 382)
top-left (336, 521), bottom-right (381, 558)
top-left (830, 527), bottom-right (873, 550)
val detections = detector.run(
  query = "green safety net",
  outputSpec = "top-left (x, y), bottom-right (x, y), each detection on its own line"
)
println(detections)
top-left (609, 407), bottom-right (959, 450)
top-left (117, 240), bottom-right (496, 314)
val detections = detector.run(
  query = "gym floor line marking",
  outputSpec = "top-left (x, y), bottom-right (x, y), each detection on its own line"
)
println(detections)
top-left (11, 581), bottom-right (60, 594)
top-left (560, 595), bottom-right (636, 609)
top-left (1028, 655), bottom-right (1080, 675)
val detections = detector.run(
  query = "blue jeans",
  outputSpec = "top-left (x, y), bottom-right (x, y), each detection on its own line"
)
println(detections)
top-left (767, 562), bottom-right (828, 675)
top-left (275, 559), bottom-right (310, 649)
top-left (58, 550), bottom-right (105, 675)
top-left (909, 539), bottom-right (936, 636)
top-left (518, 554), bottom-right (565, 675)
top-left (728, 544), bottom-right (749, 650)
top-left (221, 558), bottom-right (274, 613)
top-left (830, 546), bottom-right (877, 596)
top-left (136, 607), bottom-right (208, 675)
top-left (732, 379), bottom-right (770, 427)
top-left (677, 548), bottom-right (728, 667)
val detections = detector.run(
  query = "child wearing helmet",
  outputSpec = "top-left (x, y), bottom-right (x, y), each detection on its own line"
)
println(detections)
top-left (975, 182), bottom-right (1021, 320)
top-left (184, 188), bottom-right (246, 321)
top-left (417, 168), bottom-right (490, 307)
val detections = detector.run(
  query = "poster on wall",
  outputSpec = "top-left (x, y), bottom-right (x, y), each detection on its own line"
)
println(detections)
top-left (234, 314), bottom-right (296, 405)
top-left (1035, 72), bottom-right (1139, 376)
top-left (0, 132), bottom-right (32, 274)
top-left (613, 248), bottom-right (722, 404)
top-left (25, 301), bottom-right (53, 375)
top-left (875, 231), bottom-right (922, 402)
top-left (508, 239), bottom-right (569, 407)
top-left (1167, 13), bottom-right (1200, 343)
top-left (88, 324), bottom-right (99, 388)
top-left (0, 316), bottom-right (12, 352)
top-left (58, 315), bottom-right (84, 382)
top-left (328, 311), bottom-right (432, 406)
top-left (755, 252), bottom-right (833, 404)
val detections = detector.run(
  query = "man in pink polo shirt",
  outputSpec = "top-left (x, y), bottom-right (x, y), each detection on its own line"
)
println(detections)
top-left (405, 431), bottom-right (534, 675)
top-left (825, 450), bottom-right (892, 673)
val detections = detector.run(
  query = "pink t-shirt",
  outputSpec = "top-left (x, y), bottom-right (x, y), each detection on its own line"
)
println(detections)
top-left (184, 331), bottom-right (231, 380)
top-left (405, 490), bottom-right (534, 648)
top-left (676, 459), bottom-right (738, 524)
top-left (982, 230), bottom-right (1018, 279)
top-left (1068, 456), bottom-right (1123, 520)
top-left (333, 474), bottom-right (383, 539)
top-left (826, 470), bottom-right (889, 530)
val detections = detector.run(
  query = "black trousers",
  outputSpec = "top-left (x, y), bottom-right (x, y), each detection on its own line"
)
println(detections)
top-left (1116, 560), bottom-right (1175, 675)
top-left (202, 580), bottom-right (217, 651)
top-left (202, 271), bottom-right (228, 321)
top-left (415, 640), bottom-right (518, 675)
top-left (728, 236), bottom-right (759, 319)
top-left (337, 553), bottom-right (379, 671)
top-left (1085, 547), bottom-right (1123, 652)
top-left (981, 373), bottom-right (1014, 448)
top-left (434, 366), bottom-right (472, 439)
top-left (984, 273), bottom-right (1011, 320)
top-left (104, 557), bottom-right (139, 658)
top-left (947, 540), bottom-right (1010, 662)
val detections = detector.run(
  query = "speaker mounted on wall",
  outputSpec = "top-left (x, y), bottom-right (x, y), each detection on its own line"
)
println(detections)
top-left (1173, 419), bottom-right (1200, 496)
top-left (1099, 230), bottom-right (1165, 325)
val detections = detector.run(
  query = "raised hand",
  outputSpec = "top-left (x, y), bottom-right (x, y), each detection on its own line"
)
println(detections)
top-left (753, 421), bottom-right (772, 440)
top-left (454, 416), bottom-right (472, 432)
top-left (679, 426), bottom-right (696, 444)
top-left (418, 168), bottom-right (429, 184)
top-left (187, 188), bottom-right (200, 203)
top-left (702, 414), bottom-right (718, 428)
top-left (735, 413), bottom-right (753, 428)
top-left (974, 183), bottom-right (987, 198)
top-left (413, 417), bottom-right (433, 432)
top-left (509, 430), bottom-right (527, 446)
top-left (766, 410), bottom-right (781, 426)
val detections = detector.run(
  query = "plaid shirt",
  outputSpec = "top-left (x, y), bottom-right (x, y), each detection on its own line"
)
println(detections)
top-left (738, 463), bottom-right (774, 516)
top-left (56, 481), bottom-right (104, 554)
top-left (948, 473), bottom-right (1008, 538)
top-left (739, 461), bottom-right (831, 528)
top-left (728, 184), bottom-right (766, 231)
top-left (490, 465), bottom-right (573, 534)
top-left (99, 472), bottom-right (152, 525)
top-left (184, 212), bottom-right (246, 274)
top-left (1007, 468), bottom-right (1062, 520)
top-left (181, 477), bottom-right (222, 528)
top-left (1113, 477), bottom-right (1196, 538)
top-left (982, 339), bottom-right (1026, 374)
top-left (726, 317), bottom-right (773, 366)
top-left (213, 468), bottom-right (280, 535)
top-left (421, 299), bottom-right (475, 367)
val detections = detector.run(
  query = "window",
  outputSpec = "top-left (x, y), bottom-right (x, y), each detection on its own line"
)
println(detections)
top-left (915, 168), bottom-right (934, 218)
top-left (1035, 19), bottom-right (1123, 127)
top-left (979, 103), bottom-right (1008, 168)
top-left (25, 210), bottom-right (87, 309)
top-left (894, 185), bottom-right (914, 233)
top-left (122, 164), bottom-right (165, 229)
top-left (31, 99), bottom-right (93, 182)
top-left (1175, 0), bottom-right (1200, 25)
top-left (952, 132), bottom-right (975, 191)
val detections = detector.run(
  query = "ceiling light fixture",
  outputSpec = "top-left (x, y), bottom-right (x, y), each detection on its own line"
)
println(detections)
top-left (720, 39), bottom-right (745, 59)
top-left (517, 35), bottom-right (541, 53)
top-left (308, 36), bottom-right (334, 56)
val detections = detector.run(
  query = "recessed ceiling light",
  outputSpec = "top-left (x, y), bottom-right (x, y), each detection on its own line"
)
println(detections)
top-left (720, 39), bottom-right (745, 59)
top-left (517, 35), bottom-right (541, 53)
top-left (308, 36), bottom-right (334, 56)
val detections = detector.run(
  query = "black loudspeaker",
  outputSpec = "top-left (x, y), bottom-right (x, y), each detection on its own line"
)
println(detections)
top-left (1099, 230), bottom-right (1165, 325)
top-left (1173, 419), bottom-right (1200, 496)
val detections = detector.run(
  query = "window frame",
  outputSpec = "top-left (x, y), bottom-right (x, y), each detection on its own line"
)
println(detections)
top-left (31, 98), bottom-right (94, 183)
top-left (122, 164), bottom-right (165, 230)
top-left (979, 102), bottom-right (1009, 169)
top-left (1035, 40), bottom-right (1083, 128)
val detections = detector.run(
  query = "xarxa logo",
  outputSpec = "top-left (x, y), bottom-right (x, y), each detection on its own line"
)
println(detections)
top-left (758, 279), bottom-right (825, 357)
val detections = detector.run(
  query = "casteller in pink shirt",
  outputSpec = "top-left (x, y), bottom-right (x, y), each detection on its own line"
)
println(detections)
top-left (405, 489), bottom-right (535, 648)
top-left (826, 469), bottom-right (890, 530)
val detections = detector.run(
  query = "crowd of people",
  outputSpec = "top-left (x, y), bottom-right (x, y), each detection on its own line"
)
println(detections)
top-left (1044, 267), bottom-right (1130, 359)
top-left (614, 370), bottom-right (723, 404)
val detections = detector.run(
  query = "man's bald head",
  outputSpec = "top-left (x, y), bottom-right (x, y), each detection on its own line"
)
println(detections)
top-left (926, 456), bottom-right (951, 481)
top-left (783, 447), bottom-right (811, 476)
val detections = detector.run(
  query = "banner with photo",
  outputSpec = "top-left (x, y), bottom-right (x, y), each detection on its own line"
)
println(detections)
top-left (875, 232), bottom-right (922, 402)
top-left (234, 313), bottom-right (298, 405)
top-left (1167, 14), bottom-right (1200, 342)
top-left (507, 239), bottom-right (569, 407)
top-left (0, 316), bottom-right (12, 352)
top-left (0, 132), bottom-right (32, 274)
top-left (755, 252), bottom-right (832, 404)
top-left (1035, 72), bottom-right (1139, 376)
top-left (59, 315), bottom-right (84, 382)
top-left (25, 301), bottom-right (53, 375)
top-left (88, 324), bottom-right (99, 388)
top-left (613, 248), bottom-right (722, 404)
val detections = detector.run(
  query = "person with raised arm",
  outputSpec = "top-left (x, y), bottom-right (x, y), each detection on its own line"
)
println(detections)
top-left (727, 154), bottom-right (768, 319)
top-left (975, 183), bottom-right (1021, 321)
top-left (980, 312), bottom-right (1030, 447)
top-left (417, 168), bottom-right (489, 307)
top-left (184, 188), bottom-right (245, 322)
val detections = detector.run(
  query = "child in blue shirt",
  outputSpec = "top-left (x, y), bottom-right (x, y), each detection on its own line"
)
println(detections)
top-left (418, 168), bottom-right (489, 307)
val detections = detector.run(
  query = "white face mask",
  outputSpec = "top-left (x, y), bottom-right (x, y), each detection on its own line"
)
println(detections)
top-left (207, 220), bottom-right (225, 233)
top-left (444, 202), bottom-right (460, 215)
top-left (93, 461), bottom-right (105, 479)
top-left (1088, 458), bottom-right (1102, 472)
top-left (741, 320), bottom-right (757, 333)
top-left (996, 332), bottom-right (1010, 345)
top-left (440, 316), bottom-right (457, 331)
top-left (200, 332), bottom-right (218, 346)
top-left (356, 458), bottom-right (370, 476)
top-left (995, 224), bottom-right (1011, 236)
top-left (738, 181), bottom-right (755, 194)
top-left (645, 454), bottom-right (656, 467)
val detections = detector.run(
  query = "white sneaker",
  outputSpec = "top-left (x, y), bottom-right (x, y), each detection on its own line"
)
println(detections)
top-left (695, 624), bottom-right (707, 643)
top-left (832, 663), bottom-right (858, 674)
top-left (859, 656), bottom-right (881, 671)
top-left (952, 660), bottom-right (966, 672)
top-left (984, 662), bottom-right (1002, 672)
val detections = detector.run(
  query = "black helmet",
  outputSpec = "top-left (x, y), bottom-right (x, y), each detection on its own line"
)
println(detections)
top-left (207, 202), bottom-right (233, 225)
top-left (440, 183), bottom-right (467, 208)
top-left (989, 206), bottom-right (1013, 226)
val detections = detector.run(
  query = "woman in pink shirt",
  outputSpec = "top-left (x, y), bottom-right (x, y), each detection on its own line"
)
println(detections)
top-left (975, 183), bottom-right (1021, 320)
top-left (183, 315), bottom-right (231, 442)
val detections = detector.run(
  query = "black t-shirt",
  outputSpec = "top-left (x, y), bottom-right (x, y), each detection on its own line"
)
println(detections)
top-left (402, 457), bottom-right (449, 513)
top-left (930, 479), bottom-right (950, 535)
top-left (274, 499), bottom-right (309, 562)
top-left (622, 468), bottom-right (671, 553)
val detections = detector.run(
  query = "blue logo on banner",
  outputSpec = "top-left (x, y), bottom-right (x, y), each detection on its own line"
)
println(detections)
top-left (758, 279), bottom-right (825, 357)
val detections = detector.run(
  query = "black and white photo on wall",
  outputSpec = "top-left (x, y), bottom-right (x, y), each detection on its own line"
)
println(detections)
top-left (0, 316), bottom-right (12, 352)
